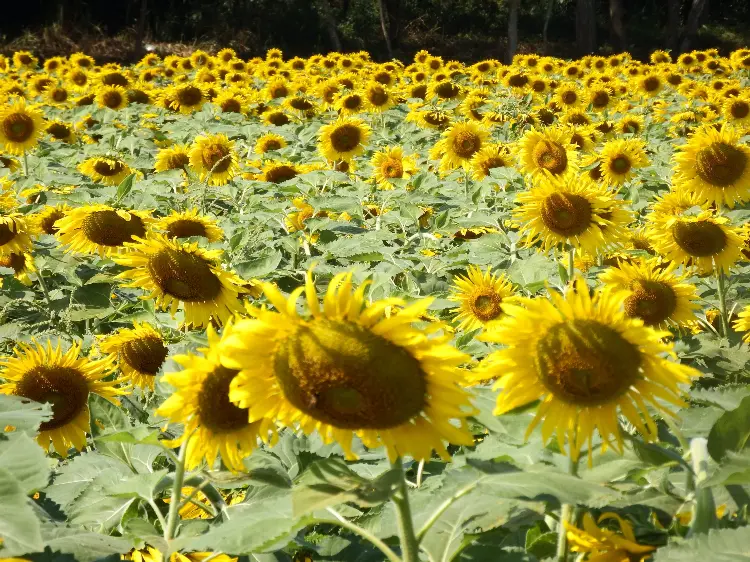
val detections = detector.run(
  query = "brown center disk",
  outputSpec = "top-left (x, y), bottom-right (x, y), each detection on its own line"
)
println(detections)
top-left (695, 142), bottom-right (747, 187)
top-left (532, 140), bottom-right (568, 175)
top-left (624, 279), bottom-right (677, 326)
top-left (452, 131), bottom-right (480, 158)
top-left (330, 124), bottom-right (362, 152)
top-left (672, 220), bottom-right (727, 257)
top-left (147, 248), bottom-right (222, 301)
top-left (165, 219), bottom-right (209, 239)
top-left (201, 144), bottom-right (232, 173)
top-left (197, 366), bottom-right (249, 433)
top-left (2, 113), bottom-right (34, 142)
top-left (121, 336), bottom-right (169, 375)
top-left (540, 192), bottom-right (592, 236)
top-left (0, 223), bottom-right (18, 246)
top-left (82, 210), bottom-right (146, 247)
top-left (15, 366), bottom-right (90, 431)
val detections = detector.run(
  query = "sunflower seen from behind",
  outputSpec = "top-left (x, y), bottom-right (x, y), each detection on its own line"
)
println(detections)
top-left (113, 234), bottom-right (245, 328)
top-left (478, 278), bottom-right (698, 462)
top-left (219, 269), bottom-right (475, 461)
top-left (157, 322), bottom-right (275, 472)
top-left (0, 98), bottom-right (45, 155)
top-left (0, 340), bottom-right (125, 456)
top-left (318, 116), bottom-right (371, 163)
top-left (189, 133), bottom-right (239, 186)
top-left (99, 322), bottom-right (169, 390)
top-left (449, 265), bottom-right (516, 332)
top-left (55, 205), bottom-right (151, 256)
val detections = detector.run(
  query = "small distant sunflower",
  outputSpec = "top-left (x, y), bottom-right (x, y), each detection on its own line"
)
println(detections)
top-left (647, 211), bottom-right (743, 274)
top-left (555, 84), bottom-right (583, 109)
top-left (517, 127), bottom-right (579, 179)
top-left (0, 340), bottom-right (125, 457)
top-left (33, 204), bottom-right (69, 235)
top-left (213, 90), bottom-right (248, 114)
top-left (598, 138), bottom-right (649, 186)
top-left (169, 83), bottom-right (207, 114)
top-left (78, 156), bottom-right (134, 185)
top-left (514, 175), bottom-right (633, 255)
top-left (364, 82), bottom-right (394, 112)
top-left (636, 74), bottom-right (663, 97)
top-left (219, 270), bottom-right (475, 461)
top-left (0, 251), bottom-right (35, 285)
top-left (449, 265), bottom-right (515, 331)
top-left (318, 116), bottom-right (371, 163)
top-left (0, 214), bottom-right (35, 258)
top-left (672, 125), bottom-right (750, 208)
top-left (254, 133), bottom-right (287, 155)
top-left (599, 257), bottom-right (700, 328)
top-left (55, 205), bottom-right (152, 256)
top-left (0, 98), bottom-right (45, 155)
top-left (478, 279), bottom-right (698, 461)
top-left (45, 120), bottom-right (77, 143)
top-left (157, 322), bottom-right (274, 471)
top-left (96, 85), bottom-right (129, 110)
top-left (113, 234), bottom-right (245, 328)
top-left (429, 121), bottom-right (489, 174)
top-left (45, 85), bottom-right (71, 105)
top-left (99, 322), bottom-right (168, 390)
top-left (722, 94), bottom-right (750, 127)
top-left (566, 512), bottom-right (655, 562)
top-left (470, 143), bottom-right (512, 180)
top-left (155, 209), bottom-right (223, 242)
top-left (370, 146), bottom-right (418, 189)
top-left (617, 115), bottom-right (645, 135)
top-left (189, 133), bottom-right (239, 186)
top-left (335, 92), bottom-right (366, 115)
top-left (154, 145), bottom-right (191, 173)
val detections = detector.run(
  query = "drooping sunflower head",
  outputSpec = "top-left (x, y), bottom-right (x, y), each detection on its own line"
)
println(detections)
top-left (113, 234), bottom-right (245, 328)
top-left (78, 156), bottom-right (134, 185)
top-left (673, 124), bottom-right (750, 208)
top-left (0, 214), bottom-right (35, 258)
top-left (32, 204), bottom-right (70, 235)
top-left (218, 269), bottom-right (475, 461)
top-left (470, 143), bottom-right (512, 180)
top-left (517, 126), bottom-right (579, 179)
top-left (259, 160), bottom-right (309, 184)
top-left (449, 265), bottom-right (516, 332)
top-left (429, 121), bottom-right (490, 175)
top-left (188, 133), bottom-right (239, 186)
top-left (0, 340), bottom-right (125, 456)
top-left (154, 145), bottom-right (191, 174)
top-left (99, 322), bottom-right (169, 390)
top-left (254, 133), bottom-right (287, 155)
top-left (318, 116), bottom-right (371, 162)
top-left (46, 120), bottom-right (76, 143)
top-left (157, 322), bottom-right (275, 472)
top-left (0, 98), bottom-right (45, 155)
top-left (155, 209), bottom-right (224, 242)
top-left (0, 251), bottom-right (36, 285)
top-left (513, 174), bottom-right (633, 255)
top-left (55, 205), bottom-right (152, 257)
top-left (370, 146), bottom-right (417, 188)
top-left (598, 138), bottom-right (649, 186)
top-left (478, 278), bottom-right (698, 462)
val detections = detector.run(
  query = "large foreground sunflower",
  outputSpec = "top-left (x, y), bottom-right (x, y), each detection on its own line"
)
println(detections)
top-left (478, 279), bottom-right (698, 461)
top-left (157, 323), bottom-right (274, 471)
top-left (99, 322), bottom-right (169, 390)
top-left (318, 116), bottom-right (371, 162)
top-left (189, 133), bottom-right (239, 186)
top-left (55, 205), bottom-right (152, 256)
top-left (514, 175), bottom-right (633, 255)
top-left (113, 234), bottom-right (245, 328)
top-left (218, 270), bottom-right (475, 461)
top-left (599, 257), bottom-right (700, 328)
top-left (449, 265), bottom-right (516, 331)
top-left (0, 340), bottom-right (125, 456)
top-left (0, 98), bottom-right (45, 155)
top-left (673, 125), bottom-right (750, 208)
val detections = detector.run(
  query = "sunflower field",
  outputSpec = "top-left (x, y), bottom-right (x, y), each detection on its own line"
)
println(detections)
top-left (1, 45), bottom-right (750, 562)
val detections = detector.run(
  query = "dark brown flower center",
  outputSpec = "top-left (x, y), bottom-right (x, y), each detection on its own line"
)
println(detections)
top-left (452, 131), bottom-right (480, 158)
top-left (672, 220), bottom-right (727, 257)
top-left (265, 165), bottom-right (298, 184)
top-left (2, 113), bottom-right (34, 142)
top-left (102, 72), bottom-right (129, 87)
top-left (532, 140), bottom-right (569, 175)
top-left (16, 366), bottom-right (90, 431)
top-left (381, 157), bottom-right (404, 178)
top-left (0, 252), bottom-right (26, 272)
top-left (148, 248), bottom-right (222, 301)
top-left (82, 210), bottom-right (146, 247)
top-left (121, 335), bottom-right (168, 375)
top-left (643, 76), bottom-right (661, 92)
top-left (561, 91), bottom-right (578, 105)
top-left (177, 86), bottom-right (203, 107)
top-left (592, 91), bottom-right (610, 108)
top-left (165, 219), bottom-right (209, 239)
top-left (40, 209), bottom-right (65, 234)
top-left (470, 290), bottom-right (503, 322)
top-left (729, 101), bottom-right (750, 119)
top-left (624, 279), bottom-right (677, 326)
top-left (197, 365), bottom-right (249, 433)
top-left (51, 88), bottom-right (68, 102)
top-left (435, 82), bottom-right (460, 99)
top-left (93, 160), bottom-right (125, 176)
top-left (201, 144), bottom-right (232, 173)
top-left (695, 142), bottom-right (747, 187)
top-left (330, 124), bottom-right (361, 153)
top-left (610, 155), bottom-right (632, 175)
top-left (165, 152), bottom-right (190, 170)
top-left (102, 90), bottom-right (124, 108)
top-left (261, 139), bottom-right (282, 152)
top-left (47, 123), bottom-right (72, 140)
top-left (541, 193), bottom-right (592, 236)
top-left (267, 112), bottom-right (290, 126)
top-left (0, 223), bottom-right (18, 246)
top-left (289, 98), bottom-right (314, 111)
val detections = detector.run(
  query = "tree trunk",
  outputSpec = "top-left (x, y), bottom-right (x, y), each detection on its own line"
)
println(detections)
top-left (576, 0), bottom-right (597, 56)
top-left (506, 0), bottom-right (521, 64)
top-left (680, 0), bottom-right (709, 52)
top-left (134, 0), bottom-right (148, 60)
top-left (542, 0), bottom-right (554, 48)
top-left (666, 0), bottom-right (682, 52)
top-left (609, 0), bottom-right (626, 52)
top-left (315, 0), bottom-right (343, 52)
top-left (377, 0), bottom-right (394, 59)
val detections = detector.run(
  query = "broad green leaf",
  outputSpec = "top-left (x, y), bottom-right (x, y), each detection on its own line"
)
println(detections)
top-left (708, 395), bottom-right (750, 461)
top-left (654, 527), bottom-right (750, 561)
top-left (0, 433), bottom-right (50, 493)
top-left (45, 452), bottom-right (131, 512)
top-left (114, 173), bottom-right (136, 203)
top-left (107, 469), bottom-right (168, 501)
top-left (0, 466), bottom-right (44, 553)
top-left (0, 394), bottom-right (52, 432)
top-left (37, 522), bottom-right (132, 562)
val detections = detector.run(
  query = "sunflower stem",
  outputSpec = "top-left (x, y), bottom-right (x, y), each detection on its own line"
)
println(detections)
top-left (556, 452), bottom-right (580, 561)
top-left (567, 246), bottom-right (576, 284)
top-left (716, 270), bottom-right (730, 338)
top-left (23, 151), bottom-right (29, 178)
top-left (35, 270), bottom-right (53, 313)
top-left (323, 508), bottom-right (402, 562)
top-left (164, 437), bottom-right (189, 541)
top-left (392, 458), bottom-right (420, 562)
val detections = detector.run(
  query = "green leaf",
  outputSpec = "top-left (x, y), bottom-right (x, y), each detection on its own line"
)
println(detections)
top-left (45, 452), bottom-right (131, 512)
top-left (65, 469), bottom-right (136, 531)
top-left (0, 433), bottom-right (50, 493)
top-left (702, 450), bottom-right (750, 487)
top-left (525, 526), bottom-right (557, 559)
top-left (235, 251), bottom-right (283, 278)
top-left (37, 523), bottom-right (132, 562)
top-left (707, 395), bottom-right (750, 461)
top-left (94, 425), bottom-right (162, 447)
top-left (0, 394), bottom-right (52, 432)
top-left (654, 527), bottom-right (750, 561)
top-left (114, 173), bottom-right (136, 203)
top-left (107, 469), bottom-right (168, 501)
top-left (0, 466), bottom-right (44, 553)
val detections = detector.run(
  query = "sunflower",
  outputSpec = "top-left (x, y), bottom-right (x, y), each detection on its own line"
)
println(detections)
top-left (0, 214), bottom-right (35, 258)
top-left (599, 257), bottom-right (700, 328)
top-left (189, 133), bottom-right (239, 186)
top-left (154, 145), bottom-right (191, 173)
top-left (370, 146), bottom-right (418, 189)
top-left (721, 94), bottom-right (750, 127)
top-left (0, 251), bottom-right (35, 286)
top-left (429, 121), bottom-right (489, 174)
top-left (555, 84), bottom-right (583, 109)
top-left (0, 340), bottom-right (125, 456)
top-left (45, 120), bottom-right (76, 143)
top-left (617, 115), bottom-right (645, 135)
top-left (155, 209), bottom-right (223, 242)
top-left (169, 83), bottom-right (207, 114)
top-left (78, 157), bottom-right (134, 185)
top-left (32, 204), bottom-right (69, 235)
top-left (470, 143), bottom-right (512, 180)
top-left (95, 85), bottom-right (129, 110)
top-left (318, 116), bottom-right (371, 163)
top-left (478, 279), bottom-right (698, 461)
top-left (598, 138), bottom-right (649, 186)
top-left (649, 189), bottom-right (706, 218)
top-left (514, 174), bottom-right (633, 255)
top-left (647, 211), bottom-right (743, 274)
top-left (0, 98), bottom-right (45, 155)
top-left (99, 322), bottom-right (168, 390)
top-left (55, 205), bottom-right (152, 257)
top-left (566, 512), bottom-right (655, 562)
top-left (672, 125), bottom-right (750, 208)
top-left (0, 155), bottom-right (20, 172)
top-left (517, 127), bottom-right (579, 180)
top-left (364, 81), bottom-right (394, 112)
top-left (449, 265), bottom-right (516, 331)
top-left (258, 160), bottom-right (307, 184)
top-left (734, 305), bottom-right (750, 343)
top-left (254, 133), bottom-right (287, 155)
top-left (45, 85), bottom-right (71, 105)
top-left (218, 269), bottom-right (475, 461)
top-left (636, 73), bottom-right (663, 97)
top-left (157, 322), bottom-right (274, 471)
top-left (213, 89), bottom-right (248, 114)
top-left (113, 234), bottom-right (245, 328)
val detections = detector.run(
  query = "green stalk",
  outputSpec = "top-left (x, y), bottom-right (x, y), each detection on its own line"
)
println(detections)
top-left (324, 508), bottom-right (401, 562)
top-left (568, 246), bottom-right (576, 283)
top-left (391, 458), bottom-right (420, 562)
top-left (164, 438), bottom-right (189, 541)
top-left (555, 451), bottom-right (580, 561)
top-left (23, 152), bottom-right (29, 178)
top-left (716, 270), bottom-right (730, 338)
